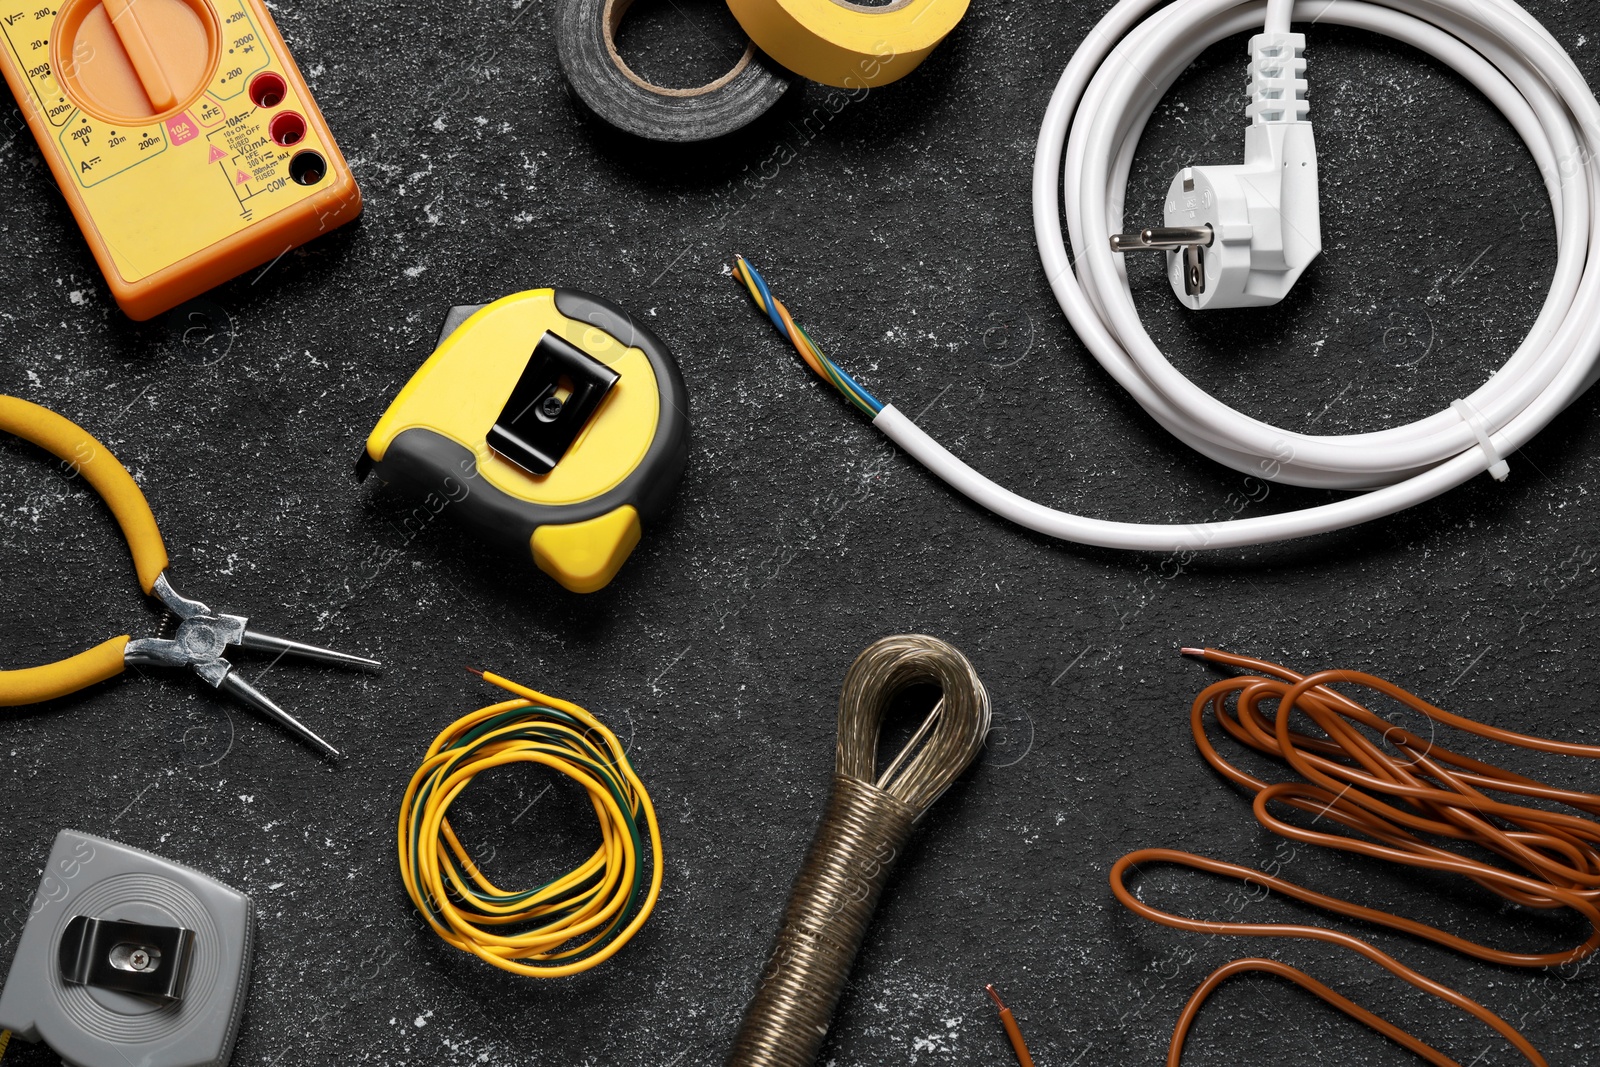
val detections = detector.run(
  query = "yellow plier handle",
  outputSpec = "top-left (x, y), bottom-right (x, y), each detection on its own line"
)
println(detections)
top-left (0, 395), bottom-right (171, 706)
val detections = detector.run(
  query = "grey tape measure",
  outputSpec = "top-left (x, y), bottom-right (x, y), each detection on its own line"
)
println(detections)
top-left (555, 0), bottom-right (792, 141)
top-left (0, 830), bottom-right (254, 1067)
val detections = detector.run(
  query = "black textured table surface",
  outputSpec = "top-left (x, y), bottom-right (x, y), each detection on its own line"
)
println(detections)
top-left (5, 2), bottom-right (1600, 1065)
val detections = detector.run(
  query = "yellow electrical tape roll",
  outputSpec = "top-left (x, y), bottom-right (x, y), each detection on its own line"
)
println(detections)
top-left (725, 0), bottom-right (968, 89)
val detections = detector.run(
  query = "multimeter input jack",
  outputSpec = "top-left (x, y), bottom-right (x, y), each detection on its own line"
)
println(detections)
top-left (290, 152), bottom-right (328, 186)
top-left (270, 112), bottom-right (308, 147)
top-left (250, 72), bottom-right (288, 109)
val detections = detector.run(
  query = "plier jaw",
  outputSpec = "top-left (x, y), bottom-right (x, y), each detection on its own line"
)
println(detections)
top-left (125, 574), bottom-right (379, 759)
top-left (2, 396), bottom-right (382, 760)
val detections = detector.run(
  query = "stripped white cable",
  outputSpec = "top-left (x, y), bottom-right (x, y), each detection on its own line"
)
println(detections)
top-left (865, 0), bottom-right (1600, 552)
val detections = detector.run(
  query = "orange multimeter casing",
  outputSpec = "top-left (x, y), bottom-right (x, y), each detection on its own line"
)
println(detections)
top-left (0, 0), bottom-right (361, 320)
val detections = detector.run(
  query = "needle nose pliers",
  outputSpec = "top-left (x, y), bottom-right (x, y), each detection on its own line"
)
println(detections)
top-left (0, 395), bottom-right (378, 758)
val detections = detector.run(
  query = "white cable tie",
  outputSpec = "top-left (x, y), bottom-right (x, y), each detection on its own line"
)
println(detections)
top-left (1451, 399), bottom-right (1510, 482)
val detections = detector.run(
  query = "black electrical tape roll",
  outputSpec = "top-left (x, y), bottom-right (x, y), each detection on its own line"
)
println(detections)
top-left (556, 0), bottom-right (792, 142)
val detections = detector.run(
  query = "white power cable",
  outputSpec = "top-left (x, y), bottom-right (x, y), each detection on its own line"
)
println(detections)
top-left (870, 0), bottom-right (1600, 552)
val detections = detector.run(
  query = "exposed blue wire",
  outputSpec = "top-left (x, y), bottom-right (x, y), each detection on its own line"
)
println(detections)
top-left (742, 259), bottom-right (787, 335)
top-left (825, 357), bottom-right (885, 415)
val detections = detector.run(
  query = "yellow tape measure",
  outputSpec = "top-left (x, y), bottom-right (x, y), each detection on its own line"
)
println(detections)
top-left (359, 288), bottom-right (689, 593)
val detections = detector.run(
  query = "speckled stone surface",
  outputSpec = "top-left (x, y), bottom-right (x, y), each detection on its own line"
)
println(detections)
top-left (4, 2), bottom-right (1600, 1064)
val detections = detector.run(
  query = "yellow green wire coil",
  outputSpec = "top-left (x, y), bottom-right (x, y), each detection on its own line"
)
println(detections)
top-left (398, 670), bottom-right (663, 977)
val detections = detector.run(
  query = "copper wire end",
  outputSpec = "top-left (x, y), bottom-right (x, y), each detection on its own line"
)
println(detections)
top-left (464, 665), bottom-right (486, 677)
top-left (986, 983), bottom-right (1036, 1067)
top-left (1180, 647), bottom-right (1207, 658)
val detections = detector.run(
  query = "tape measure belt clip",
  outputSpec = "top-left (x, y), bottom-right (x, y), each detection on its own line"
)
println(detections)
top-left (488, 331), bottom-right (621, 476)
top-left (59, 916), bottom-right (197, 1002)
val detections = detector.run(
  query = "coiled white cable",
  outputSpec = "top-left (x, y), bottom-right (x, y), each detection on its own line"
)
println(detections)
top-left (871, 0), bottom-right (1600, 552)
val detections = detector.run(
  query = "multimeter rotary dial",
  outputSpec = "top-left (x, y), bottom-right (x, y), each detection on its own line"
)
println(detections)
top-left (52, 0), bottom-right (222, 124)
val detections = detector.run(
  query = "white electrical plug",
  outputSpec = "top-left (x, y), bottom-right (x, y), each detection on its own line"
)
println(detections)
top-left (1113, 32), bottom-right (1321, 310)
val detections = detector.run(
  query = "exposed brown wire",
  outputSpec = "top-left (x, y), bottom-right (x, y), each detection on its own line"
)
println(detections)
top-left (1114, 648), bottom-right (1600, 1067)
top-left (727, 635), bottom-right (991, 1067)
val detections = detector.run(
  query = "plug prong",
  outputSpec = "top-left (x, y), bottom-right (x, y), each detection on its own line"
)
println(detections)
top-left (1111, 225), bottom-right (1211, 296)
top-left (1110, 232), bottom-right (1158, 253)
top-left (1140, 225), bottom-right (1214, 250)
top-left (1184, 243), bottom-right (1207, 295)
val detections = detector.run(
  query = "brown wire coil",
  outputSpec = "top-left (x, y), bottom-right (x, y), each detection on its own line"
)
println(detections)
top-left (727, 635), bottom-right (992, 1067)
top-left (1116, 648), bottom-right (1600, 1067)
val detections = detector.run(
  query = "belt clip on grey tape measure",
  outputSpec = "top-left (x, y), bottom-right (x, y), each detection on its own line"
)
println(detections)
top-left (0, 830), bottom-right (254, 1067)
top-left (555, 0), bottom-right (792, 141)
top-left (357, 289), bottom-right (689, 594)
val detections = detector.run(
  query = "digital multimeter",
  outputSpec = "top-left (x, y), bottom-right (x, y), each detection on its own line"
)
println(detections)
top-left (0, 0), bottom-right (360, 320)
top-left (358, 289), bottom-right (690, 594)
